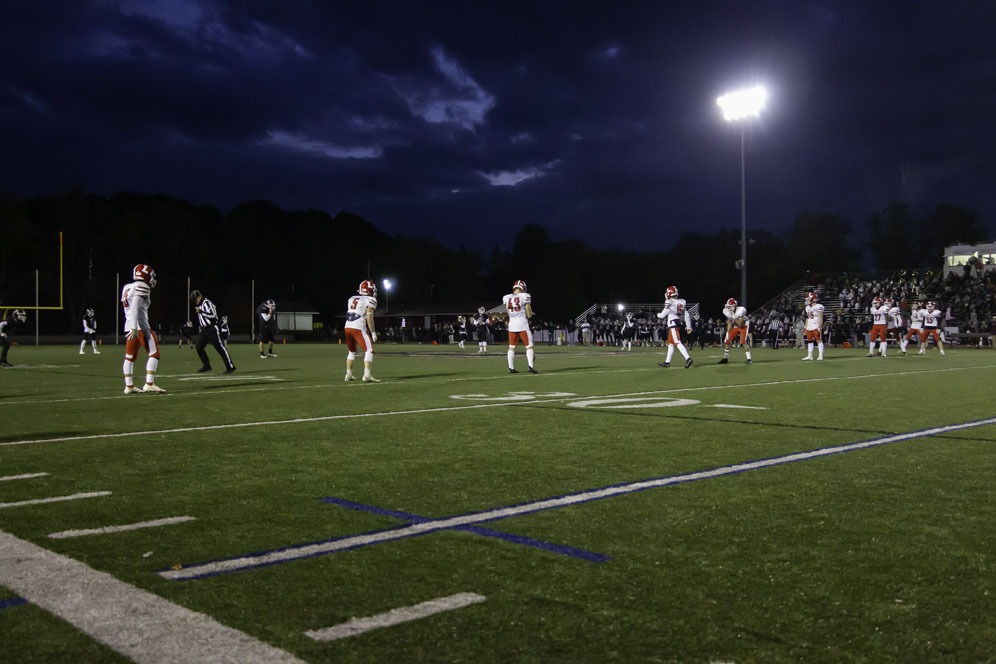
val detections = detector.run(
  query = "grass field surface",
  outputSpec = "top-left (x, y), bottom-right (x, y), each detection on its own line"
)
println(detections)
top-left (1, 341), bottom-right (994, 663)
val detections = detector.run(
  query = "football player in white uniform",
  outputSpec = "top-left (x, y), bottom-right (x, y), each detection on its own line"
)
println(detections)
top-left (885, 298), bottom-right (905, 355)
top-left (919, 301), bottom-right (945, 355)
top-left (867, 296), bottom-right (889, 357)
top-left (904, 301), bottom-right (924, 355)
top-left (801, 292), bottom-right (825, 361)
top-left (503, 280), bottom-right (537, 373)
top-left (718, 298), bottom-right (751, 364)
top-left (345, 280), bottom-right (379, 382)
top-left (121, 263), bottom-right (165, 394)
top-left (656, 285), bottom-right (693, 368)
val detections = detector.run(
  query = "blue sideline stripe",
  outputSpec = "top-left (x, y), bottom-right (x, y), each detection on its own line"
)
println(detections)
top-left (319, 496), bottom-right (610, 563)
top-left (160, 416), bottom-right (996, 581)
top-left (0, 597), bottom-right (28, 610)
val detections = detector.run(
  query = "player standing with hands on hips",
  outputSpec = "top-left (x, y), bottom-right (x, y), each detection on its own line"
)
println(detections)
top-left (344, 280), bottom-right (379, 382)
top-left (121, 264), bottom-right (165, 393)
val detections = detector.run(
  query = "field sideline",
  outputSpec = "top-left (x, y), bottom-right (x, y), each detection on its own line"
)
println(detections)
top-left (1, 342), bottom-right (995, 663)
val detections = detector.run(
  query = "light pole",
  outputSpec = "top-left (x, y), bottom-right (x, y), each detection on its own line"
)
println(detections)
top-left (717, 85), bottom-right (766, 309)
top-left (382, 278), bottom-right (393, 316)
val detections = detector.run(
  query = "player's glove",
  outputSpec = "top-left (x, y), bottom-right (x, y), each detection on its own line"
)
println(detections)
top-left (126, 328), bottom-right (139, 341)
top-left (371, 332), bottom-right (378, 342)
top-left (656, 311), bottom-right (665, 319)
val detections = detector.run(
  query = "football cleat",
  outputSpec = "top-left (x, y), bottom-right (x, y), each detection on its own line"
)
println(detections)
top-left (527, 366), bottom-right (539, 374)
top-left (801, 356), bottom-right (812, 361)
top-left (358, 280), bottom-right (377, 296)
top-left (746, 358), bottom-right (752, 364)
top-left (267, 353), bottom-right (277, 357)
top-left (509, 368), bottom-right (519, 373)
top-left (123, 385), bottom-right (142, 394)
top-left (93, 350), bottom-right (100, 354)
top-left (666, 285), bottom-right (678, 299)
top-left (718, 357), bottom-right (728, 364)
top-left (142, 383), bottom-right (166, 394)
top-left (362, 375), bottom-right (380, 382)
top-left (133, 264), bottom-right (157, 287)
top-left (685, 357), bottom-right (693, 369)
top-left (223, 367), bottom-right (237, 375)
top-left (512, 279), bottom-right (527, 292)
top-left (658, 362), bottom-right (669, 368)
top-left (345, 374), bottom-right (357, 381)
top-left (197, 366), bottom-right (212, 373)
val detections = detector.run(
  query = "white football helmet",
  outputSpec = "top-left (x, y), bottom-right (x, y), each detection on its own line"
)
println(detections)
top-left (512, 279), bottom-right (527, 292)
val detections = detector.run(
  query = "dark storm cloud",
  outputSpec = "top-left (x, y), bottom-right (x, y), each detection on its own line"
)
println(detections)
top-left (1, 0), bottom-right (994, 250)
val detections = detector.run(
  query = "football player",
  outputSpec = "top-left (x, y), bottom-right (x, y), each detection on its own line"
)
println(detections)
top-left (474, 306), bottom-right (491, 353)
top-left (885, 298), bottom-right (905, 355)
top-left (345, 280), bottom-right (379, 382)
top-left (718, 298), bottom-right (752, 364)
top-left (620, 312), bottom-right (636, 351)
top-left (121, 264), bottom-right (166, 393)
top-left (256, 298), bottom-right (278, 358)
top-left (801, 292), bottom-right (824, 361)
top-left (919, 301), bottom-right (945, 355)
top-left (0, 309), bottom-right (28, 367)
top-left (904, 301), bottom-right (924, 355)
top-left (867, 296), bottom-right (889, 357)
top-left (656, 285), bottom-right (693, 368)
top-left (79, 307), bottom-right (100, 355)
top-left (456, 315), bottom-right (468, 349)
top-left (503, 280), bottom-right (538, 373)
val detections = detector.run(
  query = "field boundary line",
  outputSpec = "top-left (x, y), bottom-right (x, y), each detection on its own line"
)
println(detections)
top-left (48, 516), bottom-right (197, 539)
top-left (305, 592), bottom-right (486, 641)
top-left (3, 365), bottom-right (994, 447)
top-left (0, 530), bottom-right (305, 663)
top-left (159, 416), bottom-right (996, 581)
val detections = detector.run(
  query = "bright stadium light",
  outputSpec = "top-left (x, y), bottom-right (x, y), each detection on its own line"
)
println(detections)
top-left (382, 279), bottom-right (393, 315)
top-left (617, 303), bottom-right (625, 312)
top-left (717, 85), bottom-right (766, 308)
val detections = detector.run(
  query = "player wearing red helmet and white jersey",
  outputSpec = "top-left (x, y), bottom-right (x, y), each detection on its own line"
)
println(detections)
top-left (867, 296), bottom-right (889, 357)
top-left (801, 291), bottom-right (825, 361)
top-left (121, 263), bottom-right (165, 394)
top-left (656, 285), bottom-right (693, 368)
top-left (718, 298), bottom-right (751, 364)
top-left (904, 301), bottom-right (925, 355)
top-left (885, 298), bottom-right (907, 355)
top-left (918, 301), bottom-right (945, 355)
top-left (344, 280), bottom-right (380, 382)
top-left (503, 280), bottom-right (537, 373)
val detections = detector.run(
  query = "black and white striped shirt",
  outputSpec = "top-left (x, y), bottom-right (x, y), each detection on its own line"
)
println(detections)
top-left (195, 298), bottom-right (220, 329)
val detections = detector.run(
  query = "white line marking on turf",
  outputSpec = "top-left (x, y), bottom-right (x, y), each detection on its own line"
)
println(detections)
top-left (0, 530), bottom-right (305, 663)
top-left (707, 404), bottom-right (768, 410)
top-left (305, 592), bottom-right (486, 642)
top-left (0, 491), bottom-right (111, 509)
top-left (4, 365), bottom-right (995, 448)
top-left (48, 516), bottom-right (197, 539)
top-left (178, 375), bottom-right (283, 382)
top-left (160, 416), bottom-right (996, 581)
top-left (0, 472), bottom-right (49, 482)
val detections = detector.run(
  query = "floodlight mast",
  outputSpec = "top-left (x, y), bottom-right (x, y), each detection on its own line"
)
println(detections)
top-left (717, 85), bottom-right (766, 309)
top-left (382, 278), bottom-right (393, 315)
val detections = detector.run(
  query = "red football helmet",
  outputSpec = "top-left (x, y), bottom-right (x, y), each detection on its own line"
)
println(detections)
top-left (806, 291), bottom-right (818, 304)
top-left (885, 298), bottom-right (895, 308)
top-left (872, 296), bottom-right (883, 308)
top-left (926, 300), bottom-right (936, 310)
top-left (726, 298), bottom-right (738, 308)
top-left (666, 285), bottom-right (678, 299)
top-left (133, 264), bottom-right (157, 288)
top-left (512, 280), bottom-right (527, 292)
top-left (358, 280), bottom-right (377, 296)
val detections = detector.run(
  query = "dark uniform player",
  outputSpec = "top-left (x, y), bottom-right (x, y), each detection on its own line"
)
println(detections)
top-left (456, 316), bottom-right (468, 349)
top-left (219, 315), bottom-right (230, 347)
top-left (620, 312), bottom-right (636, 351)
top-left (256, 299), bottom-right (278, 358)
top-left (79, 307), bottom-right (101, 354)
top-left (474, 306), bottom-right (491, 353)
top-left (178, 320), bottom-right (194, 348)
top-left (1, 309), bottom-right (28, 367)
top-left (190, 290), bottom-right (236, 373)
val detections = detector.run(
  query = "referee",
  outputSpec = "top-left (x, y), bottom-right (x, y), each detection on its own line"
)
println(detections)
top-left (190, 290), bottom-right (236, 374)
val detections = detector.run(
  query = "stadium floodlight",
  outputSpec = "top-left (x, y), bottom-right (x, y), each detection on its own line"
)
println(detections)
top-left (382, 279), bottom-right (393, 315)
top-left (617, 303), bottom-right (625, 312)
top-left (717, 85), bottom-right (766, 308)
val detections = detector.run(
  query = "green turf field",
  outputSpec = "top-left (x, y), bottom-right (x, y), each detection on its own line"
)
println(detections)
top-left (1, 341), bottom-right (995, 663)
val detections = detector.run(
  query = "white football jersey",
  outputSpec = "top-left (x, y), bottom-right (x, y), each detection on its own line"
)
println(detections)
top-left (345, 294), bottom-right (377, 331)
top-left (909, 308), bottom-right (925, 329)
top-left (870, 304), bottom-right (889, 326)
top-left (661, 297), bottom-right (690, 329)
top-left (887, 306), bottom-right (902, 328)
top-left (922, 307), bottom-right (941, 328)
top-left (121, 280), bottom-right (152, 333)
top-left (723, 305), bottom-right (748, 326)
top-left (503, 291), bottom-right (532, 333)
top-left (804, 303), bottom-right (824, 331)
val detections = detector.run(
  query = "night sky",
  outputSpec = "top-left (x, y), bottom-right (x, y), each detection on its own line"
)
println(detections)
top-left (2, 1), bottom-right (995, 252)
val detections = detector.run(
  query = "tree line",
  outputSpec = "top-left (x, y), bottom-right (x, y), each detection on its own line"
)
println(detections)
top-left (0, 191), bottom-right (990, 333)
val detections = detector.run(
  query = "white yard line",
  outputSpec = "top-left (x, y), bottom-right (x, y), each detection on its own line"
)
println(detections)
top-left (160, 416), bottom-right (996, 581)
top-left (48, 516), bottom-right (197, 539)
top-left (0, 530), bottom-right (305, 664)
top-left (0, 472), bottom-right (49, 482)
top-left (305, 592), bottom-right (486, 641)
top-left (2, 365), bottom-right (993, 449)
top-left (0, 491), bottom-right (111, 509)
